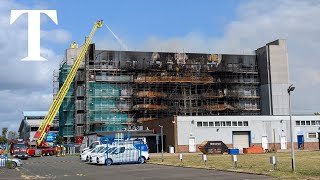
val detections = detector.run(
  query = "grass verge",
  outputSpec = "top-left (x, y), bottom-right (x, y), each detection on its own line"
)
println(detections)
top-left (149, 151), bottom-right (320, 179)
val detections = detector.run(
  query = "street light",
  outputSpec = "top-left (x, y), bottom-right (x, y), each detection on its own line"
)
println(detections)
top-left (159, 125), bottom-right (164, 162)
top-left (287, 84), bottom-right (295, 172)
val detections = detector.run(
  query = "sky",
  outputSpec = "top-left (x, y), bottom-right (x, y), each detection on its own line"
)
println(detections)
top-left (1, 0), bottom-right (320, 131)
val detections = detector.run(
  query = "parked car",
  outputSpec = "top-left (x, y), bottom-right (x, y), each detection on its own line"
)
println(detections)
top-left (97, 141), bottom-right (149, 165)
top-left (0, 155), bottom-right (22, 169)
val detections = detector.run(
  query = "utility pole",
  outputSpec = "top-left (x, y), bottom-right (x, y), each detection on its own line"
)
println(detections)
top-left (159, 125), bottom-right (164, 162)
top-left (288, 84), bottom-right (295, 172)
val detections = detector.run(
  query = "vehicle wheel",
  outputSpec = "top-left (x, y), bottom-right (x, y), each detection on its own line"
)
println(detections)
top-left (11, 162), bottom-right (17, 169)
top-left (138, 157), bottom-right (145, 164)
top-left (86, 156), bottom-right (89, 162)
top-left (106, 158), bottom-right (112, 166)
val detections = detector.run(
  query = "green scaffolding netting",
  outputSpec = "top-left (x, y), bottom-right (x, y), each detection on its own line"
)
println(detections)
top-left (59, 64), bottom-right (75, 136)
top-left (91, 124), bottom-right (126, 132)
top-left (88, 112), bottom-right (127, 122)
top-left (58, 71), bottom-right (131, 136)
top-left (88, 82), bottom-right (121, 97)
top-left (88, 82), bottom-right (129, 132)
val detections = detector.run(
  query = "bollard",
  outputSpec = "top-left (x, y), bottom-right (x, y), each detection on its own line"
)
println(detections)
top-left (270, 155), bottom-right (277, 170)
top-left (231, 155), bottom-right (238, 168)
top-left (202, 154), bottom-right (207, 166)
top-left (179, 154), bottom-right (183, 163)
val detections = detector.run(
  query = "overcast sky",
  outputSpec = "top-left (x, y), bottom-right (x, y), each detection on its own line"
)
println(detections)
top-left (1, 0), bottom-right (319, 131)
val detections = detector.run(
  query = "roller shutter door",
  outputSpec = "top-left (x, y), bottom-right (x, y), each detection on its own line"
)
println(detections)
top-left (233, 131), bottom-right (250, 151)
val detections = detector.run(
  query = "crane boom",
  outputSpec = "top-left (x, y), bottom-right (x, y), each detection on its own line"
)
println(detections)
top-left (33, 20), bottom-right (103, 146)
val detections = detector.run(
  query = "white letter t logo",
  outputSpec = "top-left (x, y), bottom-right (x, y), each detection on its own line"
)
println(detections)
top-left (10, 10), bottom-right (58, 61)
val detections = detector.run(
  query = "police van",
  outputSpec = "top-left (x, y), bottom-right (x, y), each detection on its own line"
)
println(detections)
top-left (97, 140), bottom-right (149, 165)
top-left (80, 144), bottom-right (105, 161)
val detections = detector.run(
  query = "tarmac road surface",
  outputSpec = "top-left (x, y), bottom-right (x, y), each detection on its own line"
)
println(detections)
top-left (0, 156), bottom-right (275, 180)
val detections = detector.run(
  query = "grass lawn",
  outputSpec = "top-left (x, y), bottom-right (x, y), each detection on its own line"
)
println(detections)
top-left (149, 151), bottom-right (320, 179)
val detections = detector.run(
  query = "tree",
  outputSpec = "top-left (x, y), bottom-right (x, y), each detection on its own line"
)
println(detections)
top-left (2, 128), bottom-right (8, 139)
top-left (314, 112), bottom-right (320, 115)
top-left (0, 127), bottom-right (8, 143)
top-left (8, 131), bottom-right (18, 140)
top-left (55, 135), bottom-right (63, 145)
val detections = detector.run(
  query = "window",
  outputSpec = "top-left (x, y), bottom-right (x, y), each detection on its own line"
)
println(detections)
top-left (232, 121), bottom-right (237, 126)
top-left (113, 147), bottom-right (126, 154)
top-left (306, 121), bottom-right (311, 125)
top-left (209, 122), bottom-right (214, 126)
top-left (215, 122), bottom-right (220, 126)
top-left (244, 121), bottom-right (249, 126)
top-left (197, 122), bottom-right (202, 127)
top-left (317, 121), bottom-right (320, 125)
top-left (311, 121), bottom-right (316, 125)
top-left (308, 133), bottom-right (317, 139)
top-left (238, 121), bottom-right (243, 126)
top-left (203, 122), bottom-right (208, 127)
top-left (226, 121), bottom-right (231, 126)
top-left (296, 121), bottom-right (300, 126)
top-left (301, 121), bottom-right (305, 125)
top-left (221, 121), bottom-right (226, 126)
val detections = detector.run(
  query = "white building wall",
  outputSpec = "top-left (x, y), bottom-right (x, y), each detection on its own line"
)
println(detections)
top-left (177, 116), bottom-right (320, 146)
top-left (29, 131), bottom-right (36, 141)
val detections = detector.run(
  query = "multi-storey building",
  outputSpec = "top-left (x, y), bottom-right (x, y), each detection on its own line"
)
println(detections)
top-left (57, 39), bottom-right (289, 143)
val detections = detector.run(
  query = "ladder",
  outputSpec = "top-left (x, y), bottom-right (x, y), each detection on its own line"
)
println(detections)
top-left (33, 20), bottom-right (103, 146)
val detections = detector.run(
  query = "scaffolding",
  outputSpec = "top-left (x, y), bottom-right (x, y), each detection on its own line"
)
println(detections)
top-left (58, 64), bottom-right (75, 137)
top-left (58, 46), bottom-right (262, 138)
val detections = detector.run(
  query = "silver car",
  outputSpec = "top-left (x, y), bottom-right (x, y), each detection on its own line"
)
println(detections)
top-left (0, 155), bottom-right (23, 169)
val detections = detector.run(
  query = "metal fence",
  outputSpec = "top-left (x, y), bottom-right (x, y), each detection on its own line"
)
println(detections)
top-left (105, 140), bottom-right (145, 166)
top-left (0, 143), bottom-right (9, 168)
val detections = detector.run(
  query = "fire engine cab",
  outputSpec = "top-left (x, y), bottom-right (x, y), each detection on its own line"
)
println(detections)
top-left (10, 139), bottom-right (28, 159)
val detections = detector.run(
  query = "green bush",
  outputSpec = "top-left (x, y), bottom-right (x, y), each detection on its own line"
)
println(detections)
top-left (6, 160), bottom-right (16, 169)
top-left (6, 160), bottom-right (12, 169)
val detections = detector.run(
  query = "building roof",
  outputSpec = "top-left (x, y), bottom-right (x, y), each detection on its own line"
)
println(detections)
top-left (23, 111), bottom-right (47, 117)
top-left (25, 119), bottom-right (43, 126)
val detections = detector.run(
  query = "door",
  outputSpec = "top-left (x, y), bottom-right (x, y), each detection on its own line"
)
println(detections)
top-left (261, 136), bottom-right (269, 150)
top-left (110, 146), bottom-right (126, 163)
top-left (188, 137), bottom-right (196, 152)
top-left (233, 131), bottom-right (250, 151)
top-left (280, 136), bottom-right (287, 149)
top-left (297, 135), bottom-right (304, 149)
top-left (318, 133), bottom-right (320, 150)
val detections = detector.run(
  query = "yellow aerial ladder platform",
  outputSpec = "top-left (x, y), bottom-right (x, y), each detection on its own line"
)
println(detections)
top-left (33, 20), bottom-right (103, 147)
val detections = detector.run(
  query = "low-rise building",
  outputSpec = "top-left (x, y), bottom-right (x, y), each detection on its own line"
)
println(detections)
top-left (18, 111), bottom-right (59, 142)
top-left (142, 115), bottom-right (320, 152)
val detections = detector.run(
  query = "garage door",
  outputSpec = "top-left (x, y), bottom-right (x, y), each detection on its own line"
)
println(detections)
top-left (233, 131), bottom-right (250, 151)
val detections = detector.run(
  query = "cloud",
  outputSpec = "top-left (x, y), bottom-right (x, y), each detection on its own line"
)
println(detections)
top-left (41, 29), bottom-right (72, 44)
top-left (0, 0), bottom-right (70, 131)
top-left (0, 90), bottom-right (52, 131)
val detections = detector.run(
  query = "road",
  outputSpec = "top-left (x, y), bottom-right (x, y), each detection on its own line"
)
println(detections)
top-left (0, 156), bottom-right (275, 180)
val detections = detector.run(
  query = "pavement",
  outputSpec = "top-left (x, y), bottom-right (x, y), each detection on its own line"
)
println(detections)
top-left (0, 156), bottom-right (276, 180)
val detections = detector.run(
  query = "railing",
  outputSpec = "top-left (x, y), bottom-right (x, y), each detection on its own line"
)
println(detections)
top-left (0, 143), bottom-right (9, 168)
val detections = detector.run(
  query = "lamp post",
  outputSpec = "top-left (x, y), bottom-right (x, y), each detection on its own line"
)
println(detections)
top-left (288, 84), bottom-right (295, 172)
top-left (159, 125), bottom-right (164, 162)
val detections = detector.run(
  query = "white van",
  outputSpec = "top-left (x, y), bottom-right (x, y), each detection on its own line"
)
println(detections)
top-left (80, 144), bottom-right (104, 161)
top-left (89, 144), bottom-right (107, 163)
top-left (91, 146), bottom-right (116, 164)
top-left (81, 141), bottom-right (101, 153)
top-left (97, 141), bottom-right (149, 165)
